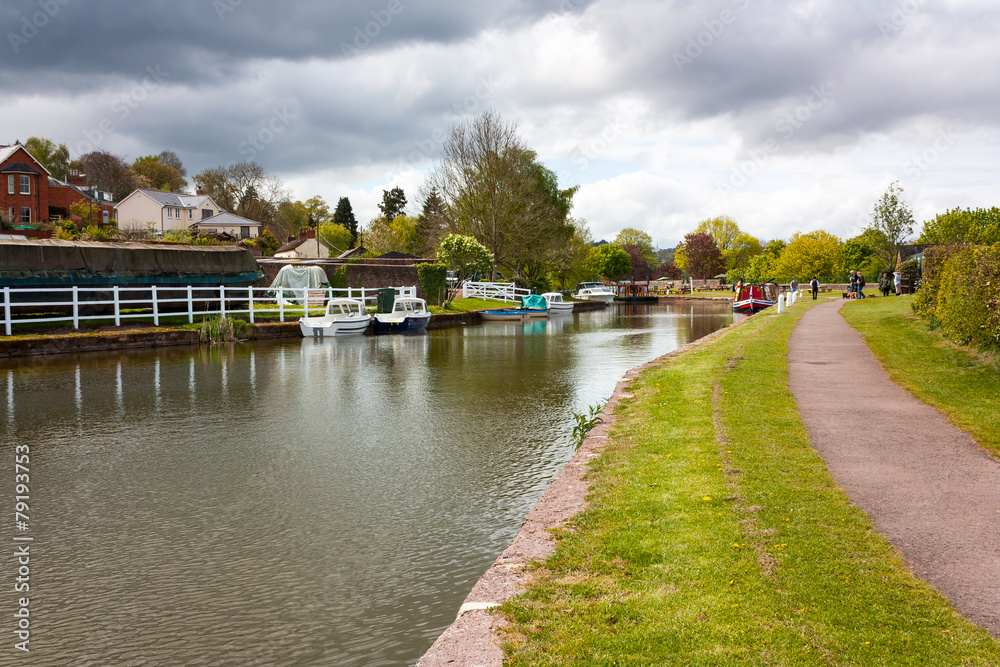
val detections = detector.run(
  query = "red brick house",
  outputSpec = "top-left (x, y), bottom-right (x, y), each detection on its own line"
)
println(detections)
top-left (1, 143), bottom-right (113, 227)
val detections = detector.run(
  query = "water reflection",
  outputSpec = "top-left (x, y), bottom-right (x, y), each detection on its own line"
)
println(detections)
top-left (0, 301), bottom-right (738, 666)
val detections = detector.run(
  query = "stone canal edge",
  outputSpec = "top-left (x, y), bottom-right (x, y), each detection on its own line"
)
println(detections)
top-left (416, 318), bottom-right (743, 667)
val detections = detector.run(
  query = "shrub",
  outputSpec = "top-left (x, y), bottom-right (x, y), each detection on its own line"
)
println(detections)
top-left (417, 263), bottom-right (448, 305)
top-left (912, 244), bottom-right (965, 319)
top-left (329, 265), bottom-right (348, 290)
top-left (931, 244), bottom-right (1000, 349)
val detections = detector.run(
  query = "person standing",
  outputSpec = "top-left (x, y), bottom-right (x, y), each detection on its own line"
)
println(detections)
top-left (810, 276), bottom-right (819, 300)
top-left (849, 271), bottom-right (858, 299)
top-left (879, 271), bottom-right (891, 297)
top-left (790, 277), bottom-right (798, 294)
top-left (858, 272), bottom-right (866, 299)
top-left (894, 270), bottom-right (902, 296)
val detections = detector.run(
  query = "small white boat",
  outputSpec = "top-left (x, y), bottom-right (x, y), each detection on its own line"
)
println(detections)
top-left (373, 296), bottom-right (432, 333)
top-left (540, 292), bottom-right (574, 314)
top-left (299, 298), bottom-right (371, 337)
top-left (573, 282), bottom-right (615, 304)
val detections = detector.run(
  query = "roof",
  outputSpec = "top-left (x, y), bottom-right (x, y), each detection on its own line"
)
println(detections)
top-left (275, 238), bottom-right (307, 253)
top-left (337, 246), bottom-right (367, 258)
top-left (0, 144), bottom-right (51, 176)
top-left (0, 162), bottom-right (41, 174)
top-left (124, 188), bottom-right (216, 209)
top-left (190, 211), bottom-right (262, 228)
top-left (377, 251), bottom-right (418, 259)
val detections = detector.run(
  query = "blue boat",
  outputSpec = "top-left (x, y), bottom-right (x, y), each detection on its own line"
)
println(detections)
top-left (372, 296), bottom-right (431, 333)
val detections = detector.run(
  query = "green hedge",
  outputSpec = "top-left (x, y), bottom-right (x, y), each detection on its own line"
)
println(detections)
top-left (417, 263), bottom-right (447, 306)
top-left (916, 243), bottom-right (1000, 350)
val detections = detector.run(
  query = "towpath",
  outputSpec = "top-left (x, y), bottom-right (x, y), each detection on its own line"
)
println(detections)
top-left (787, 299), bottom-right (1000, 637)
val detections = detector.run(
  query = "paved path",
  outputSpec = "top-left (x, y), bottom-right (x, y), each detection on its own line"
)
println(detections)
top-left (788, 300), bottom-right (1000, 637)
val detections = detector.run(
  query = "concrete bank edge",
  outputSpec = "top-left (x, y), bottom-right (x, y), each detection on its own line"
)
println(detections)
top-left (415, 316), bottom-right (746, 667)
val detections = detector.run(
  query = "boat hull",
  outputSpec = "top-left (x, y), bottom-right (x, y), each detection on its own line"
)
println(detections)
top-left (299, 315), bottom-right (371, 337)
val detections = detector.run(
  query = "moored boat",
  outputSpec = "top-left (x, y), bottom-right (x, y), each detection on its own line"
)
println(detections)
top-left (540, 292), bottom-right (574, 314)
top-left (479, 309), bottom-right (532, 323)
top-left (733, 282), bottom-right (778, 313)
top-left (299, 298), bottom-right (371, 337)
top-left (373, 296), bottom-right (431, 333)
top-left (572, 282), bottom-right (615, 304)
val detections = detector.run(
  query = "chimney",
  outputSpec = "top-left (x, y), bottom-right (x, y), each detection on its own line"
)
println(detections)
top-left (68, 170), bottom-right (84, 186)
top-left (196, 189), bottom-right (204, 196)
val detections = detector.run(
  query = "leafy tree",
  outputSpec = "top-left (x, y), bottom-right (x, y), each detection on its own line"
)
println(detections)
top-left (378, 187), bottom-right (407, 222)
top-left (305, 196), bottom-right (332, 226)
top-left (415, 188), bottom-right (450, 257)
top-left (69, 199), bottom-right (103, 227)
top-left (133, 155), bottom-right (186, 192)
top-left (157, 150), bottom-right (187, 179)
top-left (743, 253), bottom-right (774, 283)
top-left (417, 263), bottom-right (448, 306)
top-left (589, 244), bottom-right (632, 281)
top-left (918, 207), bottom-right (1000, 245)
top-left (676, 232), bottom-right (724, 279)
top-left (613, 227), bottom-right (656, 264)
top-left (510, 157), bottom-right (577, 284)
top-left (773, 230), bottom-right (843, 280)
top-left (25, 136), bottom-right (71, 180)
top-left (725, 232), bottom-right (763, 272)
top-left (332, 196), bottom-right (359, 245)
top-left (842, 228), bottom-right (885, 274)
top-left (362, 214), bottom-right (420, 256)
top-left (548, 219), bottom-right (595, 290)
top-left (436, 234), bottom-right (492, 304)
top-left (763, 238), bottom-right (786, 259)
top-left (695, 215), bottom-right (742, 251)
top-left (274, 200), bottom-right (310, 238)
top-left (867, 181), bottom-right (914, 271)
top-left (318, 222), bottom-right (353, 257)
top-left (622, 244), bottom-right (657, 282)
top-left (245, 229), bottom-right (280, 256)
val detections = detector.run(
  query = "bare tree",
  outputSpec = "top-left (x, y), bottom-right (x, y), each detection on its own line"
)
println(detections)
top-left (193, 161), bottom-right (290, 230)
top-left (80, 150), bottom-right (142, 201)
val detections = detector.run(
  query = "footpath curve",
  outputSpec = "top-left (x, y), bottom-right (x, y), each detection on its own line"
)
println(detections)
top-left (787, 299), bottom-right (1000, 637)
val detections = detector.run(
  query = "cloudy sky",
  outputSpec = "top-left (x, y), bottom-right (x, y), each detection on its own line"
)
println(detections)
top-left (2, 0), bottom-right (997, 246)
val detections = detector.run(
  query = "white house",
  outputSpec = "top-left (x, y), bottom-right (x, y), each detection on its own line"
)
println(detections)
top-left (274, 230), bottom-right (330, 258)
top-left (189, 211), bottom-right (262, 239)
top-left (115, 189), bottom-right (223, 234)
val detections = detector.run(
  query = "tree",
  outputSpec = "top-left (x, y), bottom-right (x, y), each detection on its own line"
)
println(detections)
top-left (415, 188), bottom-right (450, 257)
top-left (378, 187), bottom-right (407, 222)
top-left (842, 228), bottom-right (885, 274)
top-left (362, 214), bottom-right (419, 256)
top-left (695, 215), bottom-right (742, 252)
top-left (436, 234), bottom-right (492, 304)
top-left (724, 232), bottom-right (763, 272)
top-left (867, 181), bottom-right (914, 271)
top-left (763, 238), bottom-right (786, 259)
top-left (430, 110), bottom-right (540, 279)
top-left (772, 230), bottom-right (843, 280)
top-left (548, 219), bottom-right (595, 290)
top-left (613, 227), bottom-right (656, 265)
top-left (80, 150), bottom-right (142, 201)
top-left (676, 232), bottom-right (724, 279)
top-left (304, 196), bottom-right (332, 226)
top-left (69, 199), bottom-right (103, 228)
top-left (25, 137), bottom-right (70, 180)
top-left (589, 244), bottom-right (632, 281)
top-left (509, 156), bottom-right (577, 285)
top-left (194, 161), bottom-right (289, 230)
top-left (332, 196), bottom-right (359, 245)
top-left (318, 222), bottom-right (353, 257)
top-left (274, 200), bottom-right (310, 238)
top-left (743, 253), bottom-right (774, 283)
top-left (133, 155), bottom-right (186, 192)
top-left (918, 207), bottom-right (1000, 245)
top-left (157, 150), bottom-right (187, 179)
top-left (622, 244), bottom-right (656, 282)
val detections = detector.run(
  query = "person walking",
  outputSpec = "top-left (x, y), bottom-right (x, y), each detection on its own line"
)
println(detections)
top-left (790, 277), bottom-right (798, 295)
top-left (810, 276), bottom-right (819, 300)
top-left (894, 270), bottom-right (902, 296)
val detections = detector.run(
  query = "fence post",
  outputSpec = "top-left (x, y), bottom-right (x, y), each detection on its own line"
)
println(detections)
top-left (72, 286), bottom-right (79, 330)
top-left (152, 285), bottom-right (159, 325)
top-left (248, 287), bottom-right (255, 324)
top-left (279, 287), bottom-right (284, 322)
top-left (113, 286), bottom-right (121, 326)
top-left (3, 287), bottom-right (10, 336)
top-left (187, 286), bottom-right (194, 323)
top-left (220, 285), bottom-right (226, 319)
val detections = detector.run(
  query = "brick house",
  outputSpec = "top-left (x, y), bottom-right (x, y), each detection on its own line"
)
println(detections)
top-left (1, 143), bottom-right (113, 226)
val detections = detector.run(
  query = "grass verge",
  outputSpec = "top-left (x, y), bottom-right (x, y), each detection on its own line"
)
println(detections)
top-left (500, 299), bottom-right (1000, 665)
top-left (428, 297), bottom-right (512, 313)
top-left (840, 295), bottom-right (1000, 458)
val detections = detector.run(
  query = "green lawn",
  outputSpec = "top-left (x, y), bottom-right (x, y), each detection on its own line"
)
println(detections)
top-left (840, 295), bottom-right (1000, 458)
top-left (428, 297), bottom-right (513, 313)
top-left (501, 298), bottom-right (1000, 665)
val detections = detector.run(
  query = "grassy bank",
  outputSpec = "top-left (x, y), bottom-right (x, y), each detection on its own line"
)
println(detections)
top-left (840, 295), bottom-right (1000, 458)
top-left (501, 299), bottom-right (1000, 665)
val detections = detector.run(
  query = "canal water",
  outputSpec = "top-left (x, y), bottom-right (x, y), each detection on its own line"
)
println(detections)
top-left (1, 301), bottom-right (739, 666)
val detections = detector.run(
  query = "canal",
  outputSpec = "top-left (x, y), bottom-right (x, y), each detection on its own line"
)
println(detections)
top-left (0, 301), bottom-right (740, 666)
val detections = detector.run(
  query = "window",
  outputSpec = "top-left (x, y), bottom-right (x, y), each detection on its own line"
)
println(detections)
top-left (19, 175), bottom-right (29, 195)
top-left (20, 207), bottom-right (31, 224)
top-left (166, 208), bottom-right (172, 218)
top-left (6, 175), bottom-right (13, 195)
top-left (202, 209), bottom-right (213, 219)
top-left (176, 208), bottom-right (181, 218)
top-left (188, 209), bottom-right (193, 219)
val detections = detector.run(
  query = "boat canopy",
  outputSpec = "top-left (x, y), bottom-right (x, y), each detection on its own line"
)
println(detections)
top-left (520, 294), bottom-right (547, 309)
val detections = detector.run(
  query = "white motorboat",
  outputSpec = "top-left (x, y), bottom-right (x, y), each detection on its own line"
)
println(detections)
top-left (540, 292), bottom-right (574, 314)
top-left (373, 297), bottom-right (432, 333)
top-left (573, 282), bottom-right (615, 304)
top-left (299, 298), bottom-right (372, 337)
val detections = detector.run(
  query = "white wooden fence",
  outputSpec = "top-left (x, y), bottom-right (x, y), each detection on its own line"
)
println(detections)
top-left (0, 284), bottom-right (416, 336)
top-left (461, 281), bottom-right (530, 302)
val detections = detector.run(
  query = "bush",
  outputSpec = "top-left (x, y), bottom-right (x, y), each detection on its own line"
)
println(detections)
top-left (329, 265), bottom-right (348, 290)
top-left (417, 263), bottom-right (448, 305)
top-left (912, 244), bottom-right (965, 320)
top-left (928, 244), bottom-right (1000, 350)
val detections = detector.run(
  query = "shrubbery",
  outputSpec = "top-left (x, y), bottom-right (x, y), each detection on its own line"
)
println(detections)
top-left (914, 243), bottom-right (1000, 350)
top-left (417, 263), bottom-right (448, 305)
